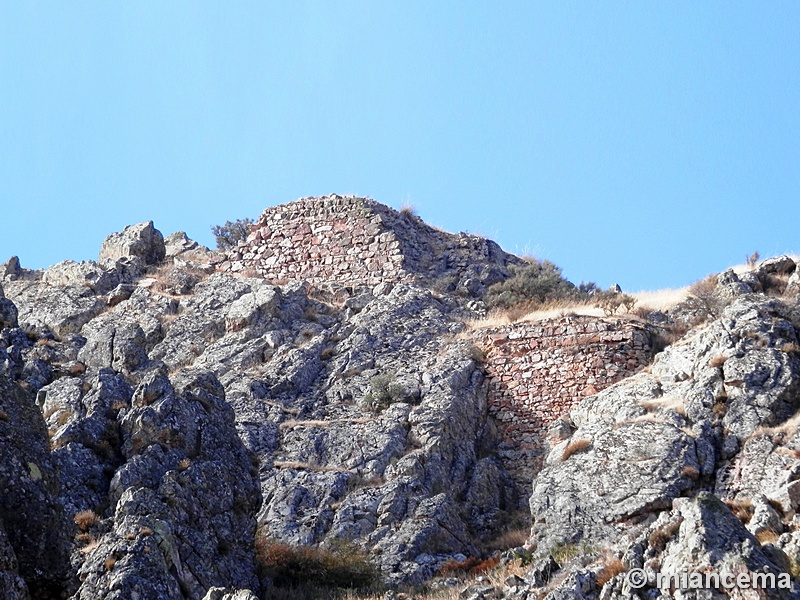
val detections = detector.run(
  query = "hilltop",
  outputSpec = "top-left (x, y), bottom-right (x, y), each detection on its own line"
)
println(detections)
top-left (1, 196), bottom-right (800, 600)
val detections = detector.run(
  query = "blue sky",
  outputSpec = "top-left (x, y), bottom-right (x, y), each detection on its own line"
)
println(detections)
top-left (1, 2), bottom-right (798, 291)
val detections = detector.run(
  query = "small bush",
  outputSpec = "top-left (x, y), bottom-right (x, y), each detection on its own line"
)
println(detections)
top-left (594, 291), bottom-right (637, 316)
top-left (486, 261), bottom-right (579, 309)
top-left (361, 373), bottom-right (404, 413)
top-left (686, 275), bottom-right (728, 320)
top-left (74, 510), bottom-right (99, 532)
top-left (211, 217), bottom-right (255, 251)
top-left (255, 538), bottom-right (378, 590)
top-left (595, 557), bottom-right (625, 587)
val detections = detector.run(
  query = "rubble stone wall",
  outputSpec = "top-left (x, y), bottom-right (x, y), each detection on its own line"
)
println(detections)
top-left (470, 316), bottom-right (653, 491)
top-left (216, 195), bottom-right (521, 288)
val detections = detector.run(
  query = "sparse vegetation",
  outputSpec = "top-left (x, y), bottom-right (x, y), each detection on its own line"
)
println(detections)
top-left (211, 217), bottom-right (255, 251)
top-left (361, 373), bottom-right (404, 413)
top-left (255, 538), bottom-right (379, 591)
top-left (486, 261), bottom-right (579, 309)
top-left (549, 542), bottom-right (593, 568)
top-left (74, 509), bottom-right (99, 532)
top-left (561, 438), bottom-right (591, 461)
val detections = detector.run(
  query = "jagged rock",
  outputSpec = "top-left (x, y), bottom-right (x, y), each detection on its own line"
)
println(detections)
top-left (789, 270), bottom-right (800, 296)
top-left (759, 255), bottom-right (797, 276)
top-left (165, 231), bottom-right (200, 257)
top-left (99, 221), bottom-right (166, 268)
top-left (4, 282), bottom-right (104, 338)
top-left (0, 374), bottom-right (71, 598)
top-left (73, 369), bottom-right (262, 599)
top-left (0, 297), bottom-right (18, 329)
top-left (658, 493), bottom-right (799, 598)
top-left (42, 260), bottom-right (121, 295)
top-left (78, 316), bottom-right (150, 374)
top-left (0, 256), bottom-right (21, 280)
top-left (747, 494), bottom-right (784, 537)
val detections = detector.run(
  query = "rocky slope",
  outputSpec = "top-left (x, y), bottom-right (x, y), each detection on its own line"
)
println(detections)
top-left (1, 198), bottom-right (800, 600)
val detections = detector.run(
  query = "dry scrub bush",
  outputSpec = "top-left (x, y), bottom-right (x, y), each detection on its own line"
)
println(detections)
top-left (74, 509), bottom-right (99, 532)
top-left (595, 557), bottom-right (626, 588)
top-left (255, 538), bottom-right (378, 591)
top-left (486, 261), bottom-right (579, 310)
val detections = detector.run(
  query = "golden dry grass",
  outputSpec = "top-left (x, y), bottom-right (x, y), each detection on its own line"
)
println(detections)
top-left (279, 417), bottom-right (374, 430)
top-left (272, 460), bottom-right (355, 474)
top-left (562, 438), bottom-right (592, 461)
top-left (639, 395), bottom-right (687, 416)
top-left (74, 509), bottom-right (99, 532)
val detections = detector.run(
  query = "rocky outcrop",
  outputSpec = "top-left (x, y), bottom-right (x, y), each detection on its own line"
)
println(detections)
top-left (0, 371), bottom-right (71, 599)
top-left (72, 369), bottom-right (261, 600)
top-left (4, 205), bottom-right (800, 598)
top-left (510, 295), bottom-right (800, 598)
top-left (99, 221), bottom-right (166, 269)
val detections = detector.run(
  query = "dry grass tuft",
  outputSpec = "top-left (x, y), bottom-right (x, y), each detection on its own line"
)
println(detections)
top-left (272, 460), bottom-right (354, 474)
top-left (648, 519), bottom-right (682, 551)
top-left (79, 538), bottom-right (100, 555)
top-left (725, 498), bottom-right (755, 525)
top-left (104, 555), bottom-right (117, 571)
top-left (562, 438), bottom-right (591, 461)
top-left (756, 529), bottom-right (780, 545)
top-left (74, 509), bottom-right (99, 532)
top-left (708, 354), bottom-right (728, 368)
top-left (681, 465), bottom-right (700, 479)
top-left (639, 395), bottom-right (686, 416)
top-left (595, 557), bottom-right (626, 588)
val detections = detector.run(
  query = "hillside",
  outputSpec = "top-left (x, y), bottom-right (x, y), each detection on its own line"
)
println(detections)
top-left (1, 196), bottom-right (800, 600)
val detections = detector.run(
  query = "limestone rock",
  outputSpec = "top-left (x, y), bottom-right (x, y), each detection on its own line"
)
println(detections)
top-left (99, 221), bottom-right (166, 268)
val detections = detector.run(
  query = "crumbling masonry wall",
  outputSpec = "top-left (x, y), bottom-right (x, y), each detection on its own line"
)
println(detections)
top-left (470, 316), bottom-right (653, 493)
top-left (215, 195), bottom-right (521, 288)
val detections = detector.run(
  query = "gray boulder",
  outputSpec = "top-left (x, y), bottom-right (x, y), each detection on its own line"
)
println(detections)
top-left (99, 221), bottom-right (165, 268)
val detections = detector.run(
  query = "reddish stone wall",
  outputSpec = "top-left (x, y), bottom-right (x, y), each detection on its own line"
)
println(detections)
top-left (215, 195), bottom-right (522, 289)
top-left (470, 316), bottom-right (653, 492)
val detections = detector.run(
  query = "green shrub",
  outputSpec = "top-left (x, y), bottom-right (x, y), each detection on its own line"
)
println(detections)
top-left (486, 261), bottom-right (578, 309)
top-left (211, 217), bottom-right (255, 251)
top-left (255, 538), bottom-right (378, 590)
top-left (594, 291), bottom-right (637, 316)
top-left (361, 373), bottom-right (404, 413)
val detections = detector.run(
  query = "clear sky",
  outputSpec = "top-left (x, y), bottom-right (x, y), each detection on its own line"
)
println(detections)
top-left (1, 2), bottom-right (798, 291)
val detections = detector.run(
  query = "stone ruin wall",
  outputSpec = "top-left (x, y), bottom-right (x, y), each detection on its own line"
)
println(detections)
top-left (215, 195), bottom-right (654, 498)
top-left (215, 195), bottom-right (521, 288)
top-left (469, 316), bottom-right (653, 494)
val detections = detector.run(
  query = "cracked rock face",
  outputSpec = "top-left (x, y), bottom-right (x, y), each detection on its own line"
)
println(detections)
top-left (0, 371), bottom-right (71, 599)
top-left (513, 296), bottom-right (800, 599)
top-left (4, 212), bottom-right (800, 599)
top-left (1, 220), bottom-right (522, 594)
